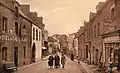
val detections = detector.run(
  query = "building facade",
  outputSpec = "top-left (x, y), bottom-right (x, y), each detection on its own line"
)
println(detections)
top-left (78, 0), bottom-right (120, 66)
top-left (0, 0), bottom-right (31, 67)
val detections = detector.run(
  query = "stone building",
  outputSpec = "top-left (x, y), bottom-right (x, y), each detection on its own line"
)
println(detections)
top-left (20, 5), bottom-right (44, 62)
top-left (73, 36), bottom-right (78, 57)
top-left (0, 0), bottom-right (31, 67)
top-left (77, 0), bottom-right (120, 67)
top-left (78, 26), bottom-right (86, 61)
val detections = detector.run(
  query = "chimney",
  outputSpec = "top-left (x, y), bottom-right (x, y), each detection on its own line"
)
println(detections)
top-left (38, 17), bottom-right (43, 24)
top-left (20, 5), bottom-right (30, 15)
top-left (89, 12), bottom-right (96, 21)
top-left (31, 12), bottom-right (38, 18)
top-left (96, 2), bottom-right (105, 12)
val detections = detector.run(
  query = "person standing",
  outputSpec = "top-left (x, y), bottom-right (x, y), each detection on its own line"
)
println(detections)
top-left (71, 53), bottom-right (74, 61)
top-left (54, 53), bottom-right (60, 68)
top-left (48, 54), bottom-right (54, 69)
top-left (61, 54), bottom-right (66, 68)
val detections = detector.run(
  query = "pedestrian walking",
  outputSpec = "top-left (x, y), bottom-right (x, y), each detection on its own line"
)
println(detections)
top-left (61, 54), bottom-right (66, 68)
top-left (54, 53), bottom-right (60, 68)
top-left (71, 53), bottom-right (74, 61)
top-left (48, 54), bottom-right (54, 69)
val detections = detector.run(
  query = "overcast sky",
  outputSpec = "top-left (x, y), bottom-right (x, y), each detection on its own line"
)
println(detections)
top-left (17, 0), bottom-right (106, 35)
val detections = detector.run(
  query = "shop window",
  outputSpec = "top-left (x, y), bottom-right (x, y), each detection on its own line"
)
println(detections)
top-left (2, 47), bottom-right (7, 61)
top-left (15, 22), bottom-right (18, 36)
top-left (33, 28), bottom-right (35, 40)
top-left (36, 29), bottom-right (38, 41)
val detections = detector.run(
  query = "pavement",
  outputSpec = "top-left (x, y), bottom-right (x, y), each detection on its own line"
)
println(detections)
top-left (79, 61), bottom-right (120, 73)
top-left (16, 53), bottom-right (87, 73)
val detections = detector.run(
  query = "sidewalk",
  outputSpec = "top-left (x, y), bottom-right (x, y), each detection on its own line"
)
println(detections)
top-left (80, 61), bottom-right (120, 73)
top-left (80, 61), bottom-right (94, 73)
top-left (18, 55), bottom-right (50, 70)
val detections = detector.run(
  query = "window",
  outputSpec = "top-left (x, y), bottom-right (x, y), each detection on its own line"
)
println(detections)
top-left (2, 17), bottom-right (7, 32)
top-left (94, 25), bottom-right (96, 38)
top-left (23, 25), bottom-right (26, 29)
top-left (89, 28), bottom-right (90, 39)
top-left (98, 23), bottom-right (100, 37)
top-left (111, 7), bottom-right (116, 19)
top-left (111, 8), bottom-right (115, 16)
top-left (23, 47), bottom-right (26, 59)
top-left (0, 16), bottom-right (1, 31)
top-left (33, 27), bottom-right (35, 40)
top-left (39, 31), bottom-right (41, 41)
top-left (15, 7), bottom-right (19, 17)
top-left (36, 29), bottom-right (38, 41)
top-left (15, 22), bottom-right (18, 36)
top-left (2, 47), bottom-right (7, 61)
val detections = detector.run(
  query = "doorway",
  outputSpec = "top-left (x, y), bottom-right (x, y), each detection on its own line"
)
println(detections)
top-left (14, 47), bottom-right (18, 67)
top-left (2, 47), bottom-right (7, 61)
top-left (31, 43), bottom-right (36, 63)
top-left (95, 49), bottom-right (99, 65)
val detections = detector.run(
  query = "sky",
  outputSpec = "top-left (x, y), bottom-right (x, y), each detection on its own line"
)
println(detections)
top-left (17, 0), bottom-right (106, 35)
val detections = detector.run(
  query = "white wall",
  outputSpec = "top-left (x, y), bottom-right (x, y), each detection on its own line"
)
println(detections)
top-left (32, 24), bottom-right (42, 61)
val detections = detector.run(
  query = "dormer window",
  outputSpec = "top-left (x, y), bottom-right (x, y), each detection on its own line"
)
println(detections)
top-left (111, 8), bottom-right (115, 16)
top-left (15, 6), bottom-right (19, 17)
top-left (110, 5), bottom-right (116, 19)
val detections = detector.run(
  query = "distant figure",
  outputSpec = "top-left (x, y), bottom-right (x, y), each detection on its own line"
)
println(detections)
top-left (48, 54), bottom-right (54, 69)
top-left (61, 54), bottom-right (66, 68)
top-left (54, 53), bottom-right (60, 68)
top-left (77, 56), bottom-right (80, 64)
top-left (71, 53), bottom-right (74, 61)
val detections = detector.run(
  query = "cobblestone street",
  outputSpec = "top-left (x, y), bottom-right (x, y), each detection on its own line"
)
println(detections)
top-left (17, 55), bottom-right (87, 73)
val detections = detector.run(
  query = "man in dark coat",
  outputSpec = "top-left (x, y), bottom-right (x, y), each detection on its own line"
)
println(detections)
top-left (54, 53), bottom-right (60, 68)
top-left (61, 54), bottom-right (66, 68)
top-left (48, 54), bottom-right (54, 69)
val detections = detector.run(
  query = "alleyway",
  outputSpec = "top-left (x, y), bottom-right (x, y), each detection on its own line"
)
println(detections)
top-left (17, 54), bottom-right (87, 73)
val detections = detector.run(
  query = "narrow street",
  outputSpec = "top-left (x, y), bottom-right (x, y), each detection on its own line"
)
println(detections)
top-left (17, 54), bottom-right (87, 73)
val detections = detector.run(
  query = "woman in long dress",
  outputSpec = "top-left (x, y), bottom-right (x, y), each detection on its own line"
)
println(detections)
top-left (54, 53), bottom-right (60, 68)
top-left (48, 54), bottom-right (54, 69)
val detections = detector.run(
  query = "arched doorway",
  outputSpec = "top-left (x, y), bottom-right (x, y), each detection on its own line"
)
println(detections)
top-left (31, 43), bottom-right (36, 63)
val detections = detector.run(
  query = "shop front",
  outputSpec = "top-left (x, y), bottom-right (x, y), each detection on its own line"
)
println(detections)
top-left (102, 29), bottom-right (120, 66)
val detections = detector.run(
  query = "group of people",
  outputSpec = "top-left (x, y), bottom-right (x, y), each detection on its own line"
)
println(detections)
top-left (48, 53), bottom-right (66, 69)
